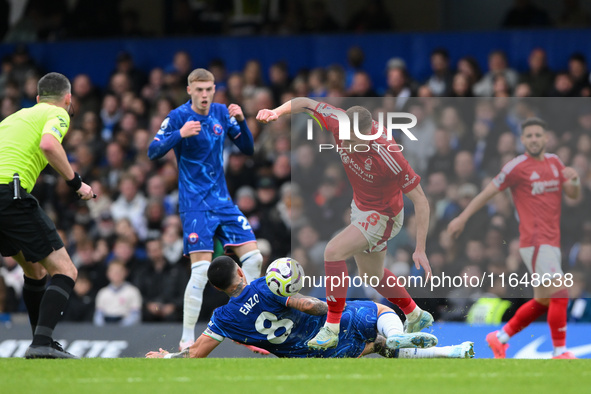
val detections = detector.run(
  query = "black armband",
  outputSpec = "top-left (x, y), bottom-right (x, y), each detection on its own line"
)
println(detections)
top-left (66, 172), bottom-right (82, 191)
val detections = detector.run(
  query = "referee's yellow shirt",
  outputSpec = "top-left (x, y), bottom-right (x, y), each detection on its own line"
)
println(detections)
top-left (0, 103), bottom-right (70, 192)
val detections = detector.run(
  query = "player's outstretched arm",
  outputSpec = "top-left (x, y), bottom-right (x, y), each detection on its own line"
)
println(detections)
top-left (40, 134), bottom-right (94, 199)
top-left (146, 334), bottom-right (221, 359)
top-left (562, 167), bottom-right (581, 199)
top-left (447, 182), bottom-right (501, 239)
top-left (404, 184), bottom-right (432, 279)
top-left (287, 293), bottom-right (328, 316)
top-left (256, 97), bottom-right (320, 124)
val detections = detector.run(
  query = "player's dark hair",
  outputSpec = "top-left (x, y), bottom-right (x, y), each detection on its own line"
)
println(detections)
top-left (37, 72), bottom-right (71, 102)
top-left (346, 105), bottom-right (373, 134)
top-left (208, 256), bottom-right (238, 290)
top-left (520, 117), bottom-right (547, 134)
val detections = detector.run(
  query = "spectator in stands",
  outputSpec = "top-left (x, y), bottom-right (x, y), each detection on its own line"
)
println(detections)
top-left (473, 50), bottom-right (518, 97)
top-left (519, 48), bottom-right (554, 97)
top-left (568, 53), bottom-right (591, 96)
top-left (94, 260), bottom-right (142, 326)
top-left (426, 48), bottom-right (453, 97)
top-left (427, 128), bottom-right (455, 178)
top-left (385, 58), bottom-right (412, 109)
top-left (62, 273), bottom-right (95, 322)
top-left (348, 71), bottom-right (377, 97)
top-left (450, 73), bottom-right (473, 97)
top-left (457, 56), bottom-right (482, 88)
top-left (110, 174), bottom-right (148, 240)
top-left (134, 238), bottom-right (186, 322)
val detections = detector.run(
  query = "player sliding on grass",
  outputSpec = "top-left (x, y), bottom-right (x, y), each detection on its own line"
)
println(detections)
top-left (148, 68), bottom-right (264, 352)
top-left (448, 118), bottom-right (580, 359)
top-left (256, 98), bottom-right (433, 350)
top-left (146, 256), bottom-right (474, 359)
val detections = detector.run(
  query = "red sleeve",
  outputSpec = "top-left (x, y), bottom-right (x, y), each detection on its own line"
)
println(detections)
top-left (493, 156), bottom-right (525, 191)
top-left (312, 102), bottom-right (345, 140)
top-left (553, 156), bottom-right (566, 183)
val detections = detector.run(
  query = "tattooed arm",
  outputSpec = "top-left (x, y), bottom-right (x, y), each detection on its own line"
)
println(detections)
top-left (286, 293), bottom-right (328, 316)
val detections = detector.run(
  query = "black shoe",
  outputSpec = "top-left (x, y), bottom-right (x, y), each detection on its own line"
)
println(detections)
top-left (24, 341), bottom-right (80, 359)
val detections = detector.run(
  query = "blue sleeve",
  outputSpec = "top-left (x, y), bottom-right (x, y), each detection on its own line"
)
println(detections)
top-left (147, 115), bottom-right (182, 160)
top-left (224, 107), bottom-right (254, 156)
top-left (257, 279), bottom-right (290, 307)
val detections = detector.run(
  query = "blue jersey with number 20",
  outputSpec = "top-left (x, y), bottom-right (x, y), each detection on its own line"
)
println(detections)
top-left (204, 278), bottom-right (378, 358)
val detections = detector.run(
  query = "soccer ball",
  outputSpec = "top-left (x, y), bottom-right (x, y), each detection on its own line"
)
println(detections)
top-left (265, 257), bottom-right (304, 297)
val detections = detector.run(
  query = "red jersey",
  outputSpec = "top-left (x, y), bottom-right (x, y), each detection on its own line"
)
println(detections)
top-left (314, 102), bottom-right (420, 217)
top-left (492, 153), bottom-right (566, 248)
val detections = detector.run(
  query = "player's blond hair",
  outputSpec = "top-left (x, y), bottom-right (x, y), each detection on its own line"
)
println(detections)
top-left (188, 68), bottom-right (215, 85)
top-left (346, 106), bottom-right (373, 134)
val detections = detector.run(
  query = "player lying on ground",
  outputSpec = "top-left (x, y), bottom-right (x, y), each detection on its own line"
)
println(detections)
top-left (257, 98), bottom-right (433, 350)
top-left (146, 256), bottom-right (474, 359)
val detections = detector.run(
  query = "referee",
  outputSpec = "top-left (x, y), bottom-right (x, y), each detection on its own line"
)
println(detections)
top-left (0, 72), bottom-right (95, 359)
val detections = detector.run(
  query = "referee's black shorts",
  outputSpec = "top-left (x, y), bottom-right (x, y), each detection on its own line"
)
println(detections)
top-left (0, 184), bottom-right (64, 262)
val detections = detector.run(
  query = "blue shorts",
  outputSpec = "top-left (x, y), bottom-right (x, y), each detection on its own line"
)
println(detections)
top-left (326, 301), bottom-right (378, 358)
top-left (181, 205), bottom-right (256, 255)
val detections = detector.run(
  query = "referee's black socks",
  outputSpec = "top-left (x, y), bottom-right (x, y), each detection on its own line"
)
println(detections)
top-left (31, 274), bottom-right (75, 347)
top-left (22, 275), bottom-right (48, 336)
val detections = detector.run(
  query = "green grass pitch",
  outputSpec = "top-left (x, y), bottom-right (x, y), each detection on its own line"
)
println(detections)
top-left (1, 358), bottom-right (589, 394)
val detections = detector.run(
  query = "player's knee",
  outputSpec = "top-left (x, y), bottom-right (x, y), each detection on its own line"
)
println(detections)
top-left (324, 242), bottom-right (343, 261)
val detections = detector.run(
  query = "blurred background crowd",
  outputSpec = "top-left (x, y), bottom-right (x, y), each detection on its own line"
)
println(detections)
top-left (1, 0), bottom-right (591, 326)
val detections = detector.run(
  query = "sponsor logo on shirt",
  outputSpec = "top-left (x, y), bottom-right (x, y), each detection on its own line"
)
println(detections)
top-left (531, 179), bottom-right (559, 195)
top-left (402, 174), bottom-right (418, 189)
top-left (529, 171), bottom-right (540, 180)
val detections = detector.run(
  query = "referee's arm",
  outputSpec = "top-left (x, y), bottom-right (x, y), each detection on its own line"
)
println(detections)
top-left (40, 133), bottom-right (75, 180)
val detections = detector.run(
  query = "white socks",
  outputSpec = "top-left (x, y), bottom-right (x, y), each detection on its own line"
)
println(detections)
top-left (377, 311), bottom-right (404, 337)
top-left (405, 306), bottom-right (421, 322)
top-left (240, 249), bottom-right (263, 283)
top-left (553, 346), bottom-right (567, 356)
top-left (398, 347), bottom-right (452, 358)
top-left (181, 260), bottom-right (210, 342)
top-left (497, 329), bottom-right (510, 344)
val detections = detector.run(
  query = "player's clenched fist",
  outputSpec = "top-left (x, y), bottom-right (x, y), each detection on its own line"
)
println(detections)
top-left (256, 109), bottom-right (278, 124)
top-left (180, 120), bottom-right (201, 138)
top-left (562, 166), bottom-right (579, 182)
top-left (77, 182), bottom-right (95, 200)
top-left (228, 104), bottom-right (245, 122)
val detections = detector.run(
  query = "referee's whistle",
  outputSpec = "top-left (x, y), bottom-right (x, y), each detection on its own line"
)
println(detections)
top-left (12, 173), bottom-right (21, 200)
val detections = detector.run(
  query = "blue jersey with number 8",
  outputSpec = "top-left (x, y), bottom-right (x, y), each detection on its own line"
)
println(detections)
top-left (204, 278), bottom-right (378, 358)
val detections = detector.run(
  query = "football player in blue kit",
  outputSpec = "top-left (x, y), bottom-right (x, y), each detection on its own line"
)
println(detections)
top-left (148, 68), bottom-right (264, 351)
top-left (146, 257), bottom-right (475, 359)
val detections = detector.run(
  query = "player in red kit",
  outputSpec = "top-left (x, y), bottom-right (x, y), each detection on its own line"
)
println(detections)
top-left (448, 117), bottom-right (581, 359)
top-left (257, 98), bottom-right (433, 350)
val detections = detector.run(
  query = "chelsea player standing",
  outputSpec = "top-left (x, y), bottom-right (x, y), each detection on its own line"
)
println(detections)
top-left (148, 68), bottom-right (263, 350)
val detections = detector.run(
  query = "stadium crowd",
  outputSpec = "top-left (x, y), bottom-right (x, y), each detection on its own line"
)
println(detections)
top-left (0, 42), bottom-right (590, 325)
